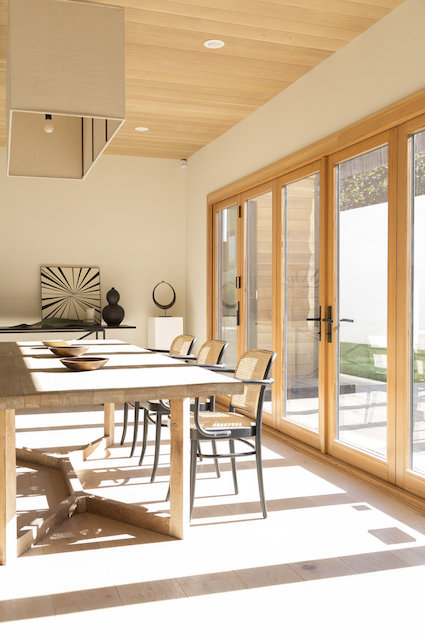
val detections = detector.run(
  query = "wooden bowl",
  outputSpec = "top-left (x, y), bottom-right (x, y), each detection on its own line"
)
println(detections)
top-left (60, 357), bottom-right (108, 371)
top-left (43, 340), bottom-right (72, 348)
top-left (50, 345), bottom-right (88, 357)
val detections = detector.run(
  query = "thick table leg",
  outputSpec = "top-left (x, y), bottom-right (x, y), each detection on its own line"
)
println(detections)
top-left (104, 403), bottom-right (115, 448)
top-left (0, 409), bottom-right (16, 565)
top-left (169, 398), bottom-right (190, 539)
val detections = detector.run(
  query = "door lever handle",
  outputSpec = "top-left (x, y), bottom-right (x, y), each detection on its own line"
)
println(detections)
top-left (340, 318), bottom-right (354, 322)
top-left (321, 306), bottom-right (333, 343)
top-left (306, 306), bottom-right (321, 341)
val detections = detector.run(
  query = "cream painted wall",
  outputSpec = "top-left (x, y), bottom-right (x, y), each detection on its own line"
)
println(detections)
top-left (185, 0), bottom-right (425, 343)
top-left (0, 150), bottom-right (186, 347)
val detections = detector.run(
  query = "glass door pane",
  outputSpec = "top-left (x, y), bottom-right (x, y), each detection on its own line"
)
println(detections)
top-left (336, 146), bottom-right (388, 458)
top-left (411, 129), bottom-right (425, 474)
top-left (282, 174), bottom-right (320, 431)
top-left (246, 191), bottom-right (273, 411)
top-left (216, 205), bottom-right (238, 367)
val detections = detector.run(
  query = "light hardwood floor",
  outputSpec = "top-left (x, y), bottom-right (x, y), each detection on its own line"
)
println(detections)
top-left (2, 405), bottom-right (425, 637)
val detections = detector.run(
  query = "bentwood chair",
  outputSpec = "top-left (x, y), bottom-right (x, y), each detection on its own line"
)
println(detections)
top-left (120, 334), bottom-right (197, 453)
top-left (137, 339), bottom-right (229, 482)
top-left (190, 348), bottom-right (276, 519)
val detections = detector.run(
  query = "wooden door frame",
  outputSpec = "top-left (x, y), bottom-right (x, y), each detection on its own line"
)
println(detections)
top-left (397, 113), bottom-right (425, 498)
top-left (239, 181), bottom-right (276, 426)
top-left (326, 131), bottom-right (392, 481)
top-left (210, 197), bottom-right (240, 352)
top-left (206, 88), bottom-right (425, 501)
top-left (276, 161), bottom-right (323, 450)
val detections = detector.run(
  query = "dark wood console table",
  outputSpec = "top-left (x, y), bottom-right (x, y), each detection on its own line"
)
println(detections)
top-left (0, 324), bottom-right (136, 340)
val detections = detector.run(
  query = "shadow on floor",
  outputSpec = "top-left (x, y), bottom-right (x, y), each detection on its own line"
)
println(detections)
top-left (3, 544), bottom-right (425, 622)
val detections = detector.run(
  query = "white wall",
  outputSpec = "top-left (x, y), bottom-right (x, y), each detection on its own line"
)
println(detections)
top-left (185, 0), bottom-right (425, 343)
top-left (0, 150), bottom-right (186, 346)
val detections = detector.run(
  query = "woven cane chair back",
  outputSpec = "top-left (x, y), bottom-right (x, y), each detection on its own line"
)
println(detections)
top-left (231, 349), bottom-right (274, 416)
top-left (169, 334), bottom-right (196, 356)
top-left (196, 340), bottom-right (227, 365)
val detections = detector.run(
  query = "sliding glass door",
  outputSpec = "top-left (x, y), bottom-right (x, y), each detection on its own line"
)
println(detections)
top-left (328, 134), bottom-right (393, 477)
top-left (410, 126), bottom-right (425, 475)
top-left (336, 146), bottom-right (389, 458)
top-left (244, 188), bottom-right (274, 413)
top-left (214, 202), bottom-right (238, 367)
top-left (213, 187), bottom-right (274, 396)
top-left (210, 113), bottom-right (425, 498)
top-left (245, 191), bottom-right (273, 353)
top-left (281, 169), bottom-right (322, 435)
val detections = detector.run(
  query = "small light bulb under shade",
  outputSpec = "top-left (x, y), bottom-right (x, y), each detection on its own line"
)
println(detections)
top-left (203, 39), bottom-right (225, 49)
top-left (44, 114), bottom-right (54, 134)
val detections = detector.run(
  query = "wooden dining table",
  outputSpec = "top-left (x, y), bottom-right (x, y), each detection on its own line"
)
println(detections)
top-left (0, 340), bottom-right (242, 565)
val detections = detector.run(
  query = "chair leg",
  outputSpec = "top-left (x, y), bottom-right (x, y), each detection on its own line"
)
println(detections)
top-left (165, 484), bottom-right (170, 502)
top-left (138, 408), bottom-right (149, 466)
top-left (190, 439), bottom-right (198, 518)
top-left (229, 440), bottom-right (238, 494)
top-left (120, 402), bottom-right (128, 445)
top-left (150, 412), bottom-right (162, 482)
top-left (255, 443), bottom-right (267, 519)
top-left (211, 440), bottom-right (220, 477)
top-left (130, 402), bottom-right (139, 457)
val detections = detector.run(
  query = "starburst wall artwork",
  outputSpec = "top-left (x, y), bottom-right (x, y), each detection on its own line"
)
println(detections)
top-left (40, 266), bottom-right (101, 322)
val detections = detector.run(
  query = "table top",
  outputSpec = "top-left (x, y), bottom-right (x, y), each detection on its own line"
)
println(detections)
top-left (0, 340), bottom-right (242, 410)
top-left (0, 324), bottom-right (136, 333)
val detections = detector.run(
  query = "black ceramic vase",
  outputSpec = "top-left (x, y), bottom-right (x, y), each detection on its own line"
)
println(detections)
top-left (102, 287), bottom-right (125, 326)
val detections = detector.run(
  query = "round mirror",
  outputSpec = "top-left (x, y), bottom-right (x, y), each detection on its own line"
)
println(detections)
top-left (152, 281), bottom-right (176, 315)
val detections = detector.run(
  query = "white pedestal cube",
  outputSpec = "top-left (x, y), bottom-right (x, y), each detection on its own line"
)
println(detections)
top-left (148, 317), bottom-right (184, 350)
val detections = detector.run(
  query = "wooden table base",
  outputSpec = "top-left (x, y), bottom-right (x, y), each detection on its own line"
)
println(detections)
top-left (0, 398), bottom-right (192, 564)
top-left (0, 409), bottom-right (17, 565)
top-left (169, 398), bottom-right (190, 539)
top-left (0, 339), bottom-right (241, 564)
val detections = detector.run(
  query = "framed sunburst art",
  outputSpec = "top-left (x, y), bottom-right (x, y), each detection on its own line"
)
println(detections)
top-left (40, 266), bottom-right (101, 322)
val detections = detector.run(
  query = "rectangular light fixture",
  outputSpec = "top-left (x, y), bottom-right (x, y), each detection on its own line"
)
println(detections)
top-left (7, 0), bottom-right (125, 179)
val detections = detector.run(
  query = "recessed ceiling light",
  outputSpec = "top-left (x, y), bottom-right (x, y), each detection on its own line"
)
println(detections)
top-left (134, 126), bottom-right (149, 132)
top-left (203, 39), bottom-right (225, 49)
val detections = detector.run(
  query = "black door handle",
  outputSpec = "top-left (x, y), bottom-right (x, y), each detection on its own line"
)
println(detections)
top-left (340, 318), bottom-right (354, 323)
top-left (306, 305), bottom-right (321, 341)
top-left (321, 306), bottom-right (333, 343)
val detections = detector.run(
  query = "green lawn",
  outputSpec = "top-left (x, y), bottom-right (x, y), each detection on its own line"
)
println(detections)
top-left (340, 342), bottom-right (387, 382)
top-left (340, 342), bottom-right (425, 382)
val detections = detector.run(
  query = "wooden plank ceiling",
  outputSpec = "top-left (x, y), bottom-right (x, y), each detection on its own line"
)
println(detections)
top-left (0, 0), bottom-right (403, 159)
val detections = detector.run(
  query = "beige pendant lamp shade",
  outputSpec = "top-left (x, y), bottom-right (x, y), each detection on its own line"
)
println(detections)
top-left (6, 0), bottom-right (125, 179)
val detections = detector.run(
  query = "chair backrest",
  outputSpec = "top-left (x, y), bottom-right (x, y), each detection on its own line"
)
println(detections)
top-left (169, 334), bottom-right (197, 356)
top-left (231, 349), bottom-right (276, 417)
top-left (196, 340), bottom-right (228, 365)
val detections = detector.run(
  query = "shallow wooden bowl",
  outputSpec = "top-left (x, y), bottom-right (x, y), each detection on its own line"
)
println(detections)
top-left (50, 345), bottom-right (89, 357)
top-left (43, 340), bottom-right (72, 348)
top-left (60, 357), bottom-right (109, 371)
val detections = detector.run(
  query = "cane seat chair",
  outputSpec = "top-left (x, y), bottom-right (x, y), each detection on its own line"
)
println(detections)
top-left (190, 348), bottom-right (276, 519)
top-left (120, 334), bottom-right (197, 452)
top-left (167, 334), bottom-right (198, 358)
top-left (134, 339), bottom-right (228, 483)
